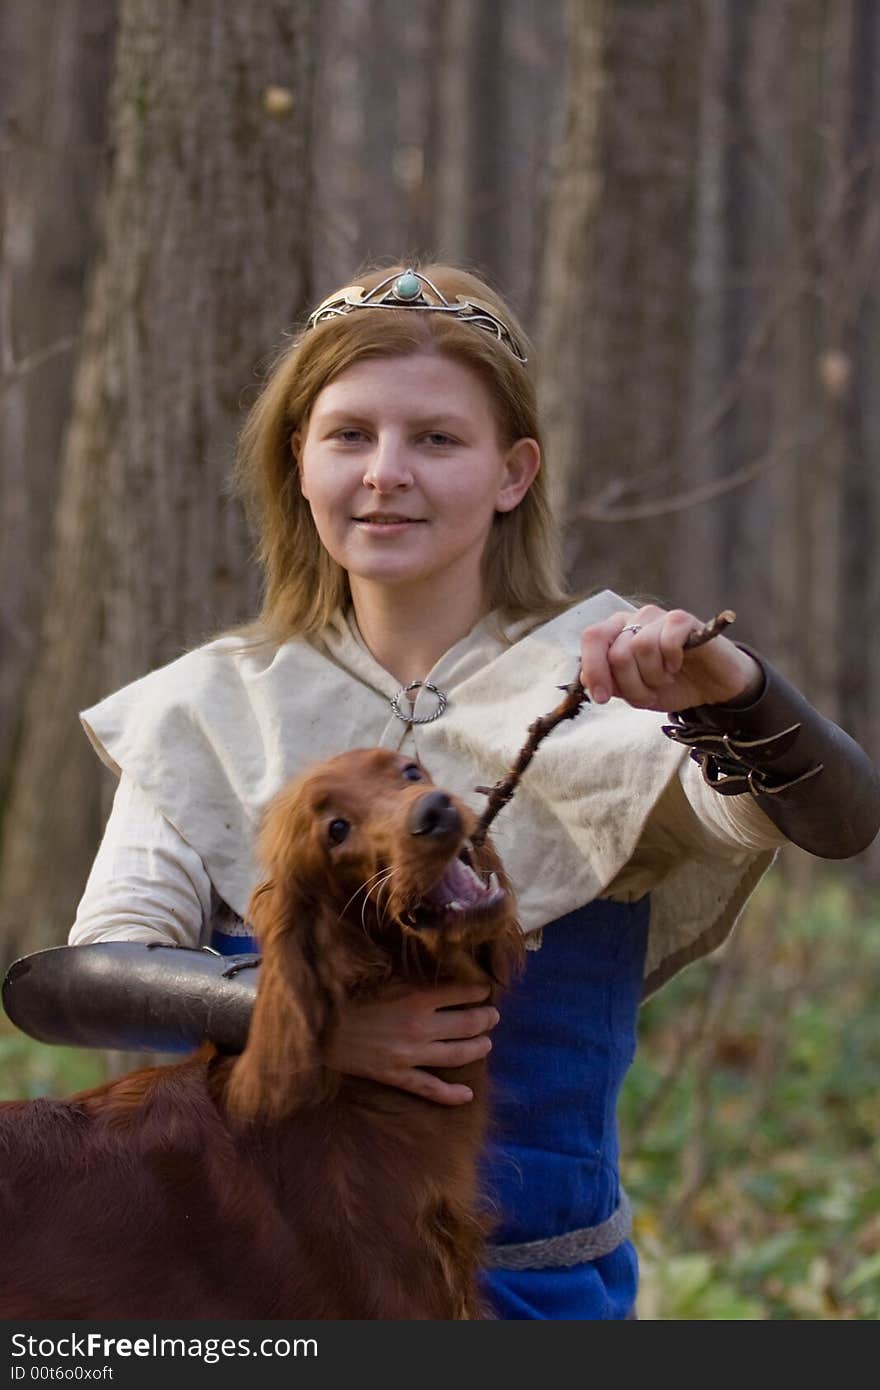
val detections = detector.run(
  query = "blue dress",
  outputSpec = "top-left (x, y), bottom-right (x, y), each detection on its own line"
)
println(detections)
top-left (480, 896), bottom-right (649, 1320)
top-left (211, 896), bottom-right (649, 1321)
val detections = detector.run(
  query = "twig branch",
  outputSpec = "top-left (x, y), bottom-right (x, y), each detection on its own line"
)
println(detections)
top-left (0, 334), bottom-right (78, 392)
top-left (470, 610), bottom-right (736, 848)
top-left (571, 438), bottom-right (802, 522)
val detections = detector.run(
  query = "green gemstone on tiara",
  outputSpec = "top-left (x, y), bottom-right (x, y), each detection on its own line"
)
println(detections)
top-left (393, 271), bottom-right (422, 301)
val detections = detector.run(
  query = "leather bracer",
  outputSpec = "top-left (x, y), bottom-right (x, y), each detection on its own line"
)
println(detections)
top-left (662, 645), bottom-right (880, 859)
top-left (1, 941), bottom-right (259, 1055)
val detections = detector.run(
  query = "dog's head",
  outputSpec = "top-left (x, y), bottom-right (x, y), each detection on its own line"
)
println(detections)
top-left (255, 748), bottom-right (520, 982)
top-left (227, 749), bottom-right (522, 1121)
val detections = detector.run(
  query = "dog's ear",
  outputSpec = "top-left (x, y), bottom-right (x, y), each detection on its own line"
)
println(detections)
top-left (226, 874), bottom-right (347, 1124)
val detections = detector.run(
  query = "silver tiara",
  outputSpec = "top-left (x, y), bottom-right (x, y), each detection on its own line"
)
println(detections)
top-left (305, 269), bottom-right (528, 363)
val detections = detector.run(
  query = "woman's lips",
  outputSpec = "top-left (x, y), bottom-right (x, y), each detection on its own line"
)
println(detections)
top-left (353, 517), bottom-right (427, 532)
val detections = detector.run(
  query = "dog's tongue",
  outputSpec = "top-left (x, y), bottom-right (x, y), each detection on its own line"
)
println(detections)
top-left (424, 857), bottom-right (486, 911)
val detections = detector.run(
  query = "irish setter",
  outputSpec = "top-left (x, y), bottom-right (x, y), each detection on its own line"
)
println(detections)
top-left (0, 749), bottom-right (523, 1319)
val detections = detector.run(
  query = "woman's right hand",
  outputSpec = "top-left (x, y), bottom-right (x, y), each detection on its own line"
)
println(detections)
top-left (323, 982), bottom-right (500, 1105)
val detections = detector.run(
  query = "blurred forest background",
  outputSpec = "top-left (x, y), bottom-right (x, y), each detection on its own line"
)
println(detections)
top-left (1, 0), bottom-right (879, 1319)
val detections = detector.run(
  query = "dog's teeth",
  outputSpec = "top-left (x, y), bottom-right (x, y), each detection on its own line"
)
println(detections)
top-left (448, 900), bottom-right (463, 912)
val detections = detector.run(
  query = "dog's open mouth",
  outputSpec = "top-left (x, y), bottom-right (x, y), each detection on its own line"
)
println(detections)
top-left (413, 845), bottom-right (505, 926)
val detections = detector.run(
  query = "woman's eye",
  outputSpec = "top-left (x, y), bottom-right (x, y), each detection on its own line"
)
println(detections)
top-left (328, 818), bottom-right (351, 845)
top-left (334, 429), bottom-right (367, 444)
top-left (402, 764), bottom-right (424, 782)
top-left (423, 432), bottom-right (456, 447)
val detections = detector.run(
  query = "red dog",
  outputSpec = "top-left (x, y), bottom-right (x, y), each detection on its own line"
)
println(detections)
top-left (0, 749), bottom-right (522, 1319)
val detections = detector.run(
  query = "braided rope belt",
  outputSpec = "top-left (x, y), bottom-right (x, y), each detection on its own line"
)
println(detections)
top-left (484, 1191), bottom-right (632, 1271)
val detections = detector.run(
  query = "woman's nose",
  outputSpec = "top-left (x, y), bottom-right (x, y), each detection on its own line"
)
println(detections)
top-left (362, 437), bottom-right (413, 490)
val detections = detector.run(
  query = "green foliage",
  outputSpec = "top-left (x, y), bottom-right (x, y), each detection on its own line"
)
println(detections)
top-left (0, 1021), bottom-right (106, 1101)
top-left (621, 875), bottom-right (880, 1319)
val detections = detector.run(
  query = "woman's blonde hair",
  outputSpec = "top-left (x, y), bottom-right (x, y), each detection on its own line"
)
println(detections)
top-left (231, 261), bottom-right (569, 644)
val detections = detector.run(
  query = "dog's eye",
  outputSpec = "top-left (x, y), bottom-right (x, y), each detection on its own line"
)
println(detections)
top-left (327, 818), bottom-right (351, 845)
top-left (402, 764), bottom-right (423, 782)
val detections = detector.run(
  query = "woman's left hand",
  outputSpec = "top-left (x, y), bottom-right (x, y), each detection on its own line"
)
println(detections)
top-left (579, 604), bottom-right (764, 713)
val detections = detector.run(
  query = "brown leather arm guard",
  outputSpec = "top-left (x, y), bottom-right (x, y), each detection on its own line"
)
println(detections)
top-left (1, 942), bottom-right (259, 1055)
top-left (662, 645), bottom-right (880, 859)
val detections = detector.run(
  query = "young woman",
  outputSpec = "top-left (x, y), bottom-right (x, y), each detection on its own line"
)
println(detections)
top-left (66, 263), bottom-right (880, 1319)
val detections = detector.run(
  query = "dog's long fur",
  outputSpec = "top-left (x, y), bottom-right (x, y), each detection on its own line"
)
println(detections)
top-left (0, 749), bottom-right (523, 1319)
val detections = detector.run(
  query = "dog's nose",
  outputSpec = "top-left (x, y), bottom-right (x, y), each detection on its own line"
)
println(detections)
top-left (408, 790), bottom-right (462, 838)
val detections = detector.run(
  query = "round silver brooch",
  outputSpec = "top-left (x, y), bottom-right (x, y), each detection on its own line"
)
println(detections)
top-left (389, 680), bottom-right (448, 724)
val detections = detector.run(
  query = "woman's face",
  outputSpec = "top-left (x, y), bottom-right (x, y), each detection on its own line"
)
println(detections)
top-left (296, 351), bottom-right (539, 599)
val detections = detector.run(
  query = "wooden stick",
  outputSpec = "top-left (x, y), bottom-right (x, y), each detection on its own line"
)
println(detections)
top-left (469, 609), bottom-right (736, 848)
top-left (682, 609), bottom-right (736, 650)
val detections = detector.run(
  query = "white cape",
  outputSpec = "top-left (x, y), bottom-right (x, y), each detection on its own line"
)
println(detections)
top-left (80, 591), bottom-right (773, 997)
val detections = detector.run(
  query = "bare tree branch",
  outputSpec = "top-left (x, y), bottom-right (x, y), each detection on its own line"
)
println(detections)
top-left (0, 335), bottom-right (78, 392)
top-left (571, 435), bottom-right (805, 523)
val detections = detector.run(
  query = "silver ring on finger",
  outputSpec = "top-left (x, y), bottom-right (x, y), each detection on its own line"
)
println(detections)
top-left (621, 624), bottom-right (643, 636)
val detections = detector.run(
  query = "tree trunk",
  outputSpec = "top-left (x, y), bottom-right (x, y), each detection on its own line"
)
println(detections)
top-left (534, 0), bottom-right (606, 531)
top-left (307, 0), bottom-right (565, 313)
top-left (830, 0), bottom-right (880, 873)
top-left (0, 0), bottom-right (116, 808)
top-left (429, 0), bottom-right (565, 305)
top-left (0, 0), bottom-right (315, 964)
top-left (538, 0), bottom-right (702, 604)
top-left (682, 2), bottom-right (798, 650)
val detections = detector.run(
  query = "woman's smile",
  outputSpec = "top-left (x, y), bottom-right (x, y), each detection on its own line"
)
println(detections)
top-left (353, 512), bottom-right (429, 531)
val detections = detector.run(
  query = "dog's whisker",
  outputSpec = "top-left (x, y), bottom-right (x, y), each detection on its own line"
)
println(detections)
top-left (337, 867), bottom-right (393, 923)
top-left (367, 867), bottom-right (398, 923)
top-left (360, 888), bottom-right (377, 938)
top-left (358, 866), bottom-right (397, 939)
top-left (373, 870), bottom-right (398, 926)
